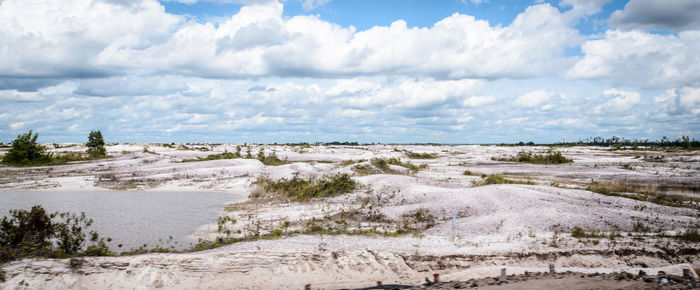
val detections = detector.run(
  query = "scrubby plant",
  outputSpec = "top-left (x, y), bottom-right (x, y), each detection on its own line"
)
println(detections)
top-left (1, 130), bottom-right (51, 165)
top-left (403, 150), bottom-right (438, 159)
top-left (0, 205), bottom-right (111, 263)
top-left (252, 173), bottom-right (357, 200)
top-left (679, 228), bottom-right (700, 242)
top-left (494, 150), bottom-right (572, 164)
top-left (371, 157), bottom-right (427, 173)
top-left (85, 130), bottom-right (106, 157)
top-left (472, 174), bottom-right (535, 186)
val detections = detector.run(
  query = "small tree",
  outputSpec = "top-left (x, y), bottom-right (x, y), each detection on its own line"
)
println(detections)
top-left (1, 130), bottom-right (51, 165)
top-left (86, 130), bottom-right (106, 157)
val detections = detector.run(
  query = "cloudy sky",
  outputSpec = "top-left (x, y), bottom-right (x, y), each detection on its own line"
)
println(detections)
top-left (0, 0), bottom-right (698, 143)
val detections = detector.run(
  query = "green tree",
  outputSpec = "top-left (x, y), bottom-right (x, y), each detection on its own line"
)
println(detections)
top-left (681, 136), bottom-right (691, 149)
top-left (1, 130), bottom-right (51, 165)
top-left (86, 130), bottom-right (106, 157)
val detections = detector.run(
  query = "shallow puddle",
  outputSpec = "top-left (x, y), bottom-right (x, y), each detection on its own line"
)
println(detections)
top-left (0, 190), bottom-right (243, 251)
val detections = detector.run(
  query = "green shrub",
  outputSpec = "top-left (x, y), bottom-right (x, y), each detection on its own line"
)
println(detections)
top-left (370, 157), bottom-right (427, 173)
top-left (0, 205), bottom-right (111, 263)
top-left (495, 150), bottom-right (572, 165)
top-left (85, 130), bottom-right (106, 158)
top-left (252, 174), bottom-right (356, 200)
top-left (404, 150), bottom-right (438, 159)
top-left (1, 130), bottom-right (51, 165)
top-left (472, 174), bottom-right (534, 186)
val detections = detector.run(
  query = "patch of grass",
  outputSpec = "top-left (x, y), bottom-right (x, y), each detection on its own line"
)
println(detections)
top-left (585, 181), bottom-right (697, 209)
top-left (251, 173), bottom-right (357, 200)
top-left (493, 150), bottom-right (572, 164)
top-left (340, 159), bottom-right (366, 166)
top-left (679, 229), bottom-right (700, 242)
top-left (352, 164), bottom-right (382, 176)
top-left (371, 157), bottom-right (427, 173)
top-left (181, 151), bottom-right (241, 162)
top-left (570, 226), bottom-right (604, 239)
top-left (403, 150), bottom-right (438, 159)
top-left (472, 174), bottom-right (535, 186)
top-left (2, 152), bottom-right (111, 167)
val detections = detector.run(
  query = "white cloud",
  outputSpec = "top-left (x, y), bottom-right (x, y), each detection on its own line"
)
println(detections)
top-left (462, 96), bottom-right (496, 107)
top-left (566, 30), bottom-right (700, 89)
top-left (0, 0), bottom-right (581, 80)
top-left (513, 90), bottom-right (561, 108)
top-left (593, 88), bottom-right (640, 114)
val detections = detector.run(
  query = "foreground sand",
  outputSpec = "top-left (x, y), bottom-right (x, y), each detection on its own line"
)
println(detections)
top-left (0, 144), bottom-right (698, 289)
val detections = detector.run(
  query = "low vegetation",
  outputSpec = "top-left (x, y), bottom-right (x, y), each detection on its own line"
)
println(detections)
top-left (403, 150), bottom-right (438, 159)
top-left (472, 174), bottom-right (535, 186)
top-left (1, 130), bottom-right (110, 167)
top-left (0, 205), bottom-right (111, 263)
top-left (251, 174), bottom-right (356, 200)
top-left (585, 181), bottom-right (698, 209)
top-left (493, 150), bottom-right (572, 164)
top-left (351, 158), bottom-right (427, 175)
top-left (182, 146), bottom-right (287, 166)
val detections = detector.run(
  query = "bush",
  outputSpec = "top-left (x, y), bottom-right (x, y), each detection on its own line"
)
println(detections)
top-left (0, 205), bottom-right (111, 263)
top-left (494, 150), bottom-right (572, 165)
top-left (472, 174), bottom-right (534, 186)
top-left (1, 130), bottom-right (51, 165)
top-left (370, 157), bottom-right (427, 173)
top-left (85, 130), bottom-right (106, 157)
top-left (404, 150), bottom-right (438, 159)
top-left (252, 174), bottom-right (357, 200)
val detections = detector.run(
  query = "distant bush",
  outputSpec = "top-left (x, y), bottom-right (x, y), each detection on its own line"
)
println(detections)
top-left (403, 150), bottom-right (438, 159)
top-left (493, 150), bottom-right (572, 164)
top-left (0, 205), bottom-right (111, 263)
top-left (182, 150), bottom-right (241, 162)
top-left (1, 130), bottom-right (52, 166)
top-left (370, 157), bottom-right (427, 173)
top-left (252, 174), bottom-right (356, 200)
top-left (472, 174), bottom-right (534, 186)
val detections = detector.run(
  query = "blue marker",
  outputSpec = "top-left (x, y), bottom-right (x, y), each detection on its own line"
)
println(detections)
top-left (452, 216), bottom-right (456, 229)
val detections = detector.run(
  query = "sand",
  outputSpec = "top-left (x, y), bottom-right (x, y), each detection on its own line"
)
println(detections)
top-left (0, 144), bottom-right (698, 289)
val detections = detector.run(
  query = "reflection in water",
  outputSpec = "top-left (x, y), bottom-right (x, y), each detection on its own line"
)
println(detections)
top-left (0, 190), bottom-right (242, 251)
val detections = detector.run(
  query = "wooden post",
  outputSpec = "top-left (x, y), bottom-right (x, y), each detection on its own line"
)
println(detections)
top-left (377, 281), bottom-right (383, 286)
top-left (501, 268), bottom-right (506, 278)
top-left (304, 284), bottom-right (311, 290)
top-left (433, 273), bottom-right (440, 283)
top-left (549, 264), bottom-right (555, 274)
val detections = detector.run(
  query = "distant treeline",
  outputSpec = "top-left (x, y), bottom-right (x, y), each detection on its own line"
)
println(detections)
top-left (500, 136), bottom-right (698, 149)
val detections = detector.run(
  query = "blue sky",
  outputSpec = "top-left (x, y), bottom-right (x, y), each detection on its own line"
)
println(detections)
top-left (0, 0), bottom-right (698, 143)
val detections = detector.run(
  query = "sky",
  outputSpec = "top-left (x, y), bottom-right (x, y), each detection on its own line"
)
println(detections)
top-left (0, 0), bottom-right (698, 143)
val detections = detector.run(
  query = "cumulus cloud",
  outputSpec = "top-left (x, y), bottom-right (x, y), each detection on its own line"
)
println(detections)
top-left (0, 0), bottom-right (582, 80)
top-left (593, 89), bottom-right (640, 114)
top-left (513, 90), bottom-right (562, 108)
top-left (566, 30), bottom-right (700, 89)
top-left (609, 0), bottom-right (700, 31)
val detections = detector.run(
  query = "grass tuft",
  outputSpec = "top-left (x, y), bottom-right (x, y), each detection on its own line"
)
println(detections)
top-left (251, 173), bottom-right (356, 200)
top-left (472, 174), bottom-right (535, 186)
top-left (493, 150), bottom-right (572, 164)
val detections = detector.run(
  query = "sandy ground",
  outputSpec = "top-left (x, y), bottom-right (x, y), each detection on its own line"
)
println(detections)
top-left (0, 144), bottom-right (698, 289)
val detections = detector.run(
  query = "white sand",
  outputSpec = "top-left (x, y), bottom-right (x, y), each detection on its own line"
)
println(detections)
top-left (1, 144), bottom-right (698, 289)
